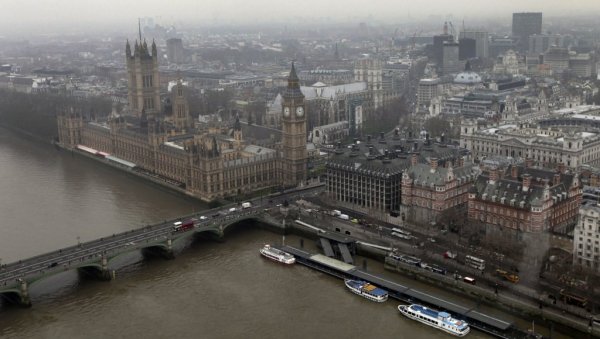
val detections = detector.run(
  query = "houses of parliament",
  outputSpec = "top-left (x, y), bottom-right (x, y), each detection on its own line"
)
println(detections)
top-left (57, 36), bottom-right (308, 202)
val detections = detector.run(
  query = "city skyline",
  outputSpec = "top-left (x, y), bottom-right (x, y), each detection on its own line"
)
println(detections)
top-left (2, 0), bottom-right (600, 36)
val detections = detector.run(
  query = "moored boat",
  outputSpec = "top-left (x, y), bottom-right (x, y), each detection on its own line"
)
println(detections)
top-left (344, 279), bottom-right (388, 302)
top-left (259, 244), bottom-right (295, 264)
top-left (398, 304), bottom-right (470, 337)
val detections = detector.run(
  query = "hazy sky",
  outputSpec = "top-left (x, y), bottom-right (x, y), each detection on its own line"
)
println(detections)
top-left (2, 0), bottom-right (600, 35)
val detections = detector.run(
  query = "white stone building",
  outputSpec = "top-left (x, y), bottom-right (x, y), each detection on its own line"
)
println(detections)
top-left (574, 205), bottom-right (600, 272)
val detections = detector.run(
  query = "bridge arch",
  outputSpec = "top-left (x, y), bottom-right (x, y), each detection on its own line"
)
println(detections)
top-left (0, 289), bottom-right (24, 305)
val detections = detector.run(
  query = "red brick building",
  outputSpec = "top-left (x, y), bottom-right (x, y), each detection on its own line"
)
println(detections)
top-left (401, 154), bottom-right (480, 224)
top-left (468, 164), bottom-right (581, 234)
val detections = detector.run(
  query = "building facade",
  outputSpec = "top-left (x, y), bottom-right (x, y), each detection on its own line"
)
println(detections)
top-left (460, 120), bottom-right (600, 169)
top-left (442, 42), bottom-right (461, 75)
top-left (57, 39), bottom-right (308, 202)
top-left (468, 164), bottom-right (581, 234)
top-left (325, 130), bottom-right (468, 216)
top-left (166, 38), bottom-right (184, 64)
top-left (512, 12), bottom-right (542, 52)
top-left (459, 30), bottom-right (489, 59)
top-left (401, 155), bottom-right (479, 224)
top-left (281, 63), bottom-right (308, 187)
top-left (573, 205), bottom-right (600, 272)
top-left (125, 39), bottom-right (161, 119)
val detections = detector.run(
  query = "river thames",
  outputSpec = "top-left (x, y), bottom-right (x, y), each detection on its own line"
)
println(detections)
top-left (0, 128), bottom-right (568, 338)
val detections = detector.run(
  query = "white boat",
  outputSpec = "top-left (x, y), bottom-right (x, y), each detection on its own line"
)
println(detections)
top-left (344, 279), bottom-right (388, 302)
top-left (398, 304), bottom-right (470, 337)
top-left (259, 244), bottom-right (295, 264)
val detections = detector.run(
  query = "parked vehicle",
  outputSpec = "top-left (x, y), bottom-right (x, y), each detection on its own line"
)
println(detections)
top-left (444, 251), bottom-right (457, 259)
top-left (338, 214), bottom-right (350, 220)
top-left (242, 202), bottom-right (252, 209)
top-left (495, 269), bottom-right (519, 283)
top-left (463, 277), bottom-right (476, 285)
top-left (465, 255), bottom-right (486, 271)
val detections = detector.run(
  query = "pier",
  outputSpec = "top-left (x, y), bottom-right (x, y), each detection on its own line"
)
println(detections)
top-left (275, 244), bottom-right (541, 339)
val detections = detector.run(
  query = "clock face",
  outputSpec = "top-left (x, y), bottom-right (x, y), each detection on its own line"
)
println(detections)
top-left (283, 107), bottom-right (290, 117)
top-left (296, 106), bottom-right (304, 117)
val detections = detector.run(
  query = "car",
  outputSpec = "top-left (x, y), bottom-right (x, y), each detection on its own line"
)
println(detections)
top-left (427, 237), bottom-right (436, 243)
top-left (49, 262), bottom-right (58, 268)
top-left (199, 216), bottom-right (208, 220)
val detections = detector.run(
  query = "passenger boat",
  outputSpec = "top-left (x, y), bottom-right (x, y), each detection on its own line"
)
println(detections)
top-left (259, 244), bottom-right (295, 264)
top-left (344, 279), bottom-right (388, 302)
top-left (398, 304), bottom-right (470, 337)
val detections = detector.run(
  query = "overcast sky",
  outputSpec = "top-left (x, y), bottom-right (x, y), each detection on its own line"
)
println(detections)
top-left (2, 0), bottom-right (600, 35)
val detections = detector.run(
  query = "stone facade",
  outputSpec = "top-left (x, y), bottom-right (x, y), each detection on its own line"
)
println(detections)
top-left (56, 40), bottom-right (307, 202)
top-left (460, 120), bottom-right (600, 169)
top-left (573, 205), bottom-right (600, 272)
top-left (325, 130), bottom-right (468, 216)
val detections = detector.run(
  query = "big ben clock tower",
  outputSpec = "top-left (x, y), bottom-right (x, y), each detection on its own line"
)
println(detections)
top-left (281, 63), bottom-right (307, 187)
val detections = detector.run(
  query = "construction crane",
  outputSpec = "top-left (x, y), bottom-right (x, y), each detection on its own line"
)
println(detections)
top-left (411, 30), bottom-right (422, 50)
top-left (448, 21), bottom-right (457, 42)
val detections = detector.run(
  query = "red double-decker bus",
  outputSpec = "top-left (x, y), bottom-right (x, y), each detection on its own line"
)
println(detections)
top-left (173, 219), bottom-right (195, 232)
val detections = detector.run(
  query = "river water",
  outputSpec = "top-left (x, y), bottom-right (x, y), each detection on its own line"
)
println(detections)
top-left (0, 128), bottom-right (569, 338)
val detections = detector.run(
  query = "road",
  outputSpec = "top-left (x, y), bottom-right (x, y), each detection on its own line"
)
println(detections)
top-left (0, 183), bottom-right (325, 287)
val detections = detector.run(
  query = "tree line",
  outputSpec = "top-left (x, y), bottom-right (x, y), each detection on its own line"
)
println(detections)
top-left (0, 90), bottom-right (112, 141)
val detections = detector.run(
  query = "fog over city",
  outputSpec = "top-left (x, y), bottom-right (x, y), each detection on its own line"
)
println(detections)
top-left (2, 0), bottom-right (600, 338)
top-left (2, 0), bottom-right (600, 35)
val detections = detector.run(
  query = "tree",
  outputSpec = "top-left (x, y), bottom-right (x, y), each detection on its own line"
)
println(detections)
top-left (246, 100), bottom-right (266, 126)
top-left (423, 116), bottom-right (451, 139)
top-left (362, 96), bottom-right (408, 136)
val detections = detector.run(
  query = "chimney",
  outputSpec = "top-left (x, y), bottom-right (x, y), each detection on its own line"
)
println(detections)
top-left (430, 157), bottom-right (438, 172)
top-left (489, 167), bottom-right (498, 184)
top-left (522, 173), bottom-right (531, 192)
top-left (525, 158), bottom-right (533, 168)
top-left (457, 156), bottom-right (464, 167)
top-left (557, 162), bottom-right (566, 174)
top-left (411, 153), bottom-right (418, 166)
top-left (553, 173), bottom-right (561, 186)
top-left (511, 165), bottom-right (518, 179)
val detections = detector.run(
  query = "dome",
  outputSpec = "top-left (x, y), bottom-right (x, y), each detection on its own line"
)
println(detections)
top-left (454, 71), bottom-right (482, 85)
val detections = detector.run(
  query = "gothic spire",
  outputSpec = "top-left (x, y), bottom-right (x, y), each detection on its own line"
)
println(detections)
top-left (126, 39), bottom-right (131, 57)
top-left (283, 62), bottom-right (304, 100)
top-left (289, 61), bottom-right (299, 83)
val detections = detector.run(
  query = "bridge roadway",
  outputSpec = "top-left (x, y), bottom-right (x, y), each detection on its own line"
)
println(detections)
top-left (0, 184), bottom-right (324, 307)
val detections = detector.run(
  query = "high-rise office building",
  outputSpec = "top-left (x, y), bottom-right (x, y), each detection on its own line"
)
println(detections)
top-left (459, 38), bottom-right (476, 60)
top-left (512, 12), bottom-right (542, 52)
top-left (433, 34), bottom-right (454, 65)
top-left (166, 38), bottom-right (184, 64)
top-left (528, 34), bottom-right (564, 55)
top-left (459, 31), bottom-right (489, 58)
top-left (442, 42), bottom-right (461, 75)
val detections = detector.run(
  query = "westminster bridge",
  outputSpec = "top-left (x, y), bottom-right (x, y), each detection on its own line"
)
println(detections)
top-left (0, 184), bottom-right (324, 307)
